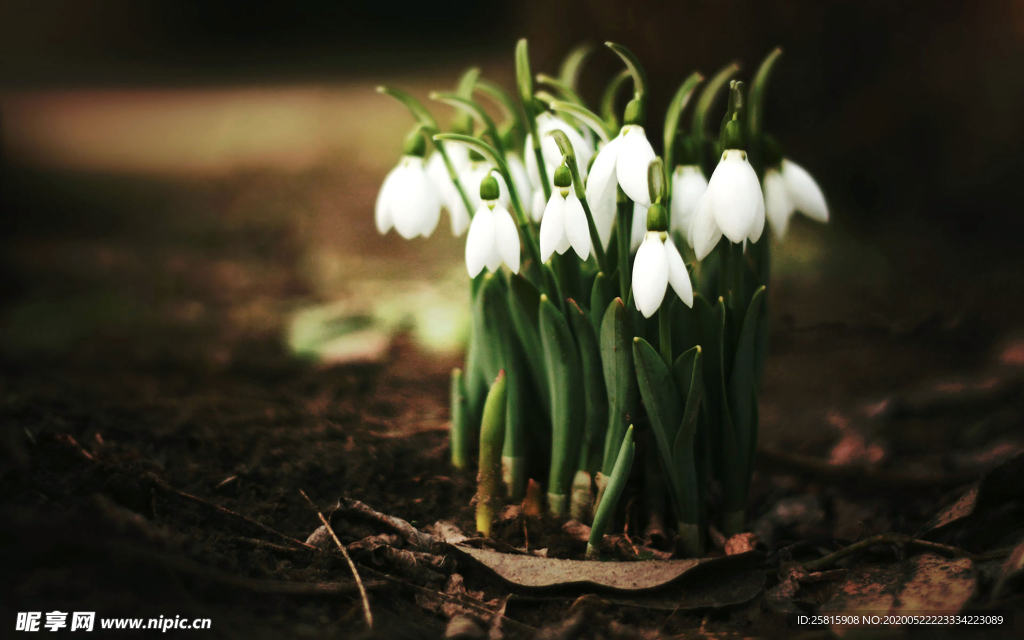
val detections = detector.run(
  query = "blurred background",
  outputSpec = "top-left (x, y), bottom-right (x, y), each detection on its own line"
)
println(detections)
top-left (1, 0), bottom-right (1023, 381)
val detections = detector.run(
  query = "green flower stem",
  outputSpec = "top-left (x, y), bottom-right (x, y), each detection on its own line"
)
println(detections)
top-left (605, 42), bottom-right (648, 123)
top-left (663, 71), bottom-right (704, 187)
top-left (559, 43), bottom-right (595, 91)
top-left (450, 368), bottom-right (469, 468)
top-left (616, 188), bottom-right (632, 300)
top-left (475, 79), bottom-right (524, 134)
top-left (516, 39), bottom-right (552, 202)
top-left (600, 69), bottom-right (632, 132)
top-left (430, 92), bottom-right (506, 158)
top-left (436, 143), bottom-right (475, 216)
top-left (536, 73), bottom-right (586, 107)
top-left (547, 130), bottom-right (609, 274)
top-left (477, 370), bottom-right (508, 536)
top-left (691, 63), bottom-right (740, 174)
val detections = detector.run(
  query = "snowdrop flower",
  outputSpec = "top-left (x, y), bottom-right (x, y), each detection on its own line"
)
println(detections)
top-left (463, 155), bottom-right (511, 212)
top-left (764, 159), bottom-right (828, 239)
top-left (465, 175), bottom-right (521, 277)
top-left (525, 112), bottom-right (594, 193)
top-left (689, 149), bottom-right (765, 260)
top-left (585, 103), bottom-right (657, 248)
top-left (539, 166), bottom-right (590, 262)
top-left (507, 153), bottom-right (533, 207)
top-left (631, 203), bottom-right (693, 318)
top-left (376, 131), bottom-right (441, 239)
top-left (630, 202), bottom-right (648, 252)
top-left (530, 190), bottom-right (546, 223)
top-left (426, 152), bottom-right (470, 236)
top-left (670, 165), bottom-right (708, 240)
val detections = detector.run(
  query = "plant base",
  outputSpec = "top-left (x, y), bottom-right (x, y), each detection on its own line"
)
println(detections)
top-left (722, 509), bottom-right (745, 537)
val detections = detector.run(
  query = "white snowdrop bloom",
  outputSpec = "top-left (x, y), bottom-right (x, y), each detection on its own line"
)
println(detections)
top-left (764, 159), bottom-right (828, 239)
top-left (630, 202), bottom-right (648, 253)
top-left (426, 152), bottom-right (470, 236)
top-left (530, 190), bottom-right (546, 223)
top-left (465, 177), bottom-right (521, 277)
top-left (375, 155), bottom-right (441, 240)
top-left (525, 112), bottom-right (594, 190)
top-left (585, 125), bottom-right (657, 248)
top-left (688, 149), bottom-right (764, 260)
top-left (670, 165), bottom-right (708, 240)
top-left (464, 161), bottom-right (511, 212)
top-left (539, 189), bottom-right (590, 262)
top-left (632, 231), bottom-right (693, 318)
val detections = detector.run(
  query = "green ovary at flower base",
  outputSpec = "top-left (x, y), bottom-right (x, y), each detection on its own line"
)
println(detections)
top-left (372, 42), bottom-right (828, 555)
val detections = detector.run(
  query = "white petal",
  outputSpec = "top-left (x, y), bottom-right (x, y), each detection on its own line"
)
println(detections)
top-left (664, 239), bottom-right (693, 308)
top-left (464, 163), bottom-right (510, 211)
top-left (690, 194), bottom-right (723, 260)
top-left (391, 158), bottom-right (435, 240)
top-left (375, 165), bottom-right (399, 235)
top-left (449, 192), bottom-right (471, 236)
top-left (531, 190), bottom-right (546, 223)
top-left (670, 165), bottom-right (708, 240)
top-left (764, 168), bottom-right (794, 239)
top-left (706, 150), bottom-right (763, 244)
top-left (524, 135), bottom-right (542, 190)
top-left (445, 143), bottom-right (470, 174)
top-left (782, 159), bottom-right (829, 223)
top-left (563, 191), bottom-right (591, 261)
top-left (615, 126), bottom-right (656, 207)
top-left (539, 192), bottom-right (567, 263)
top-left (538, 113), bottom-right (594, 181)
top-left (508, 155), bottom-right (533, 207)
top-left (631, 202), bottom-right (647, 252)
top-left (632, 232), bottom-right (669, 318)
top-left (747, 186), bottom-right (766, 244)
top-left (465, 206), bottom-right (495, 277)
top-left (492, 205), bottom-right (521, 274)
top-left (584, 135), bottom-right (622, 248)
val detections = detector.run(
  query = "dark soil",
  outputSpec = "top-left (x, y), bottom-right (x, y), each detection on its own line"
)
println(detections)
top-left (2, 167), bottom-right (1023, 638)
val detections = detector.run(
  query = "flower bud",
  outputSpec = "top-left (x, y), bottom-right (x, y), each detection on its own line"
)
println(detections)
top-left (553, 164), bottom-right (572, 189)
top-left (646, 202), bottom-right (668, 233)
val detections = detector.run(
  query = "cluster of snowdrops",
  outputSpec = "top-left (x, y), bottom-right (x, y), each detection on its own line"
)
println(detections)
top-left (374, 41), bottom-right (827, 558)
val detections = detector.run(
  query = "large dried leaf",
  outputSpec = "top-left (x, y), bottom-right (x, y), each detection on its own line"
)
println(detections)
top-left (453, 544), bottom-right (760, 592)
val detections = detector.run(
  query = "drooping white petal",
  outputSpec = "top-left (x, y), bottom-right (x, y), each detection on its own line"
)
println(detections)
top-left (507, 154), bottom-right (533, 207)
top-left (585, 134), bottom-right (622, 248)
top-left (492, 205), bottom-right (521, 274)
top-left (375, 165), bottom-right (400, 235)
top-left (747, 188), bottom-right (766, 244)
top-left (524, 134), bottom-right (542, 190)
top-left (425, 152), bottom-right (470, 236)
top-left (781, 159), bottom-right (828, 223)
top-left (391, 158), bottom-right (440, 240)
top-left (539, 192), bottom-right (568, 263)
top-left (465, 206), bottom-right (496, 277)
top-left (763, 168), bottom-right (794, 239)
top-left (664, 239), bottom-right (693, 308)
top-left (563, 191), bottom-right (591, 261)
top-left (445, 143), bottom-right (471, 175)
top-left (705, 150), bottom-right (763, 244)
top-left (449, 193), bottom-right (470, 236)
top-left (689, 194), bottom-right (723, 261)
top-left (670, 165), bottom-right (708, 240)
top-left (530, 190), bottom-right (546, 223)
top-left (615, 126), bottom-right (656, 207)
top-left (631, 202), bottom-right (647, 252)
top-left (632, 232), bottom-right (669, 318)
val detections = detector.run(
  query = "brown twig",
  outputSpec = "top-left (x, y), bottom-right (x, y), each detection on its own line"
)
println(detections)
top-left (147, 473), bottom-right (316, 551)
top-left (301, 489), bottom-right (373, 631)
top-left (758, 447), bottom-right (979, 489)
top-left (802, 533), bottom-right (971, 572)
top-left (336, 497), bottom-right (445, 553)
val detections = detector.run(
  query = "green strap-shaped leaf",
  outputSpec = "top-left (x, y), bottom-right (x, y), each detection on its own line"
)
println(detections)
top-left (663, 72), bottom-right (704, 173)
top-left (431, 92), bottom-right (505, 156)
top-left (728, 286), bottom-right (765, 479)
top-left (450, 368), bottom-right (469, 469)
top-left (587, 425), bottom-right (634, 558)
top-left (451, 67), bottom-right (481, 135)
top-left (599, 298), bottom-right (636, 475)
top-left (507, 274), bottom-right (550, 415)
top-left (376, 86), bottom-right (438, 129)
top-left (559, 43), bottom-right (595, 92)
top-left (633, 337), bottom-right (684, 515)
top-left (568, 300), bottom-right (609, 474)
top-left (671, 347), bottom-right (704, 524)
top-left (589, 272), bottom-right (615, 336)
top-left (476, 371), bottom-right (507, 536)
top-left (670, 294), bottom-right (700, 362)
top-left (547, 100), bottom-right (612, 143)
top-left (540, 295), bottom-right (584, 514)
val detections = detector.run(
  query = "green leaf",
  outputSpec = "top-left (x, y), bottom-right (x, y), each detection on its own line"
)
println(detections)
top-left (663, 72), bottom-right (704, 172)
top-left (477, 371), bottom-right (508, 536)
top-left (633, 336), bottom-right (684, 514)
top-left (568, 299), bottom-right (609, 474)
top-left (605, 42), bottom-right (648, 105)
top-left (507, 274), bottom-right (550, 415)
top-left (451, 67), bottom-right (481, 135)
top-left (540, 295), bottom-right (584, 513)
top-left (515, 39), bottom-right (536, 118)
top-left (671, 347), bottom-right (704, 524)
top-left (587, 425), bottom-right (634, 558)
top-left (728, 286), bottom-right (765, 476)
top-left (475, 273), bottom-right (512, 380)
top-left (599, 298), bottom-right (636, 475)
top-left (589, 273), bottom-right (615, 336)
top-left (450, 368), bottom-right (470, 469)
top-left (745, 48), bottom-right (783, 175)
top-left (669, 294), bottom-right (700, 362)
